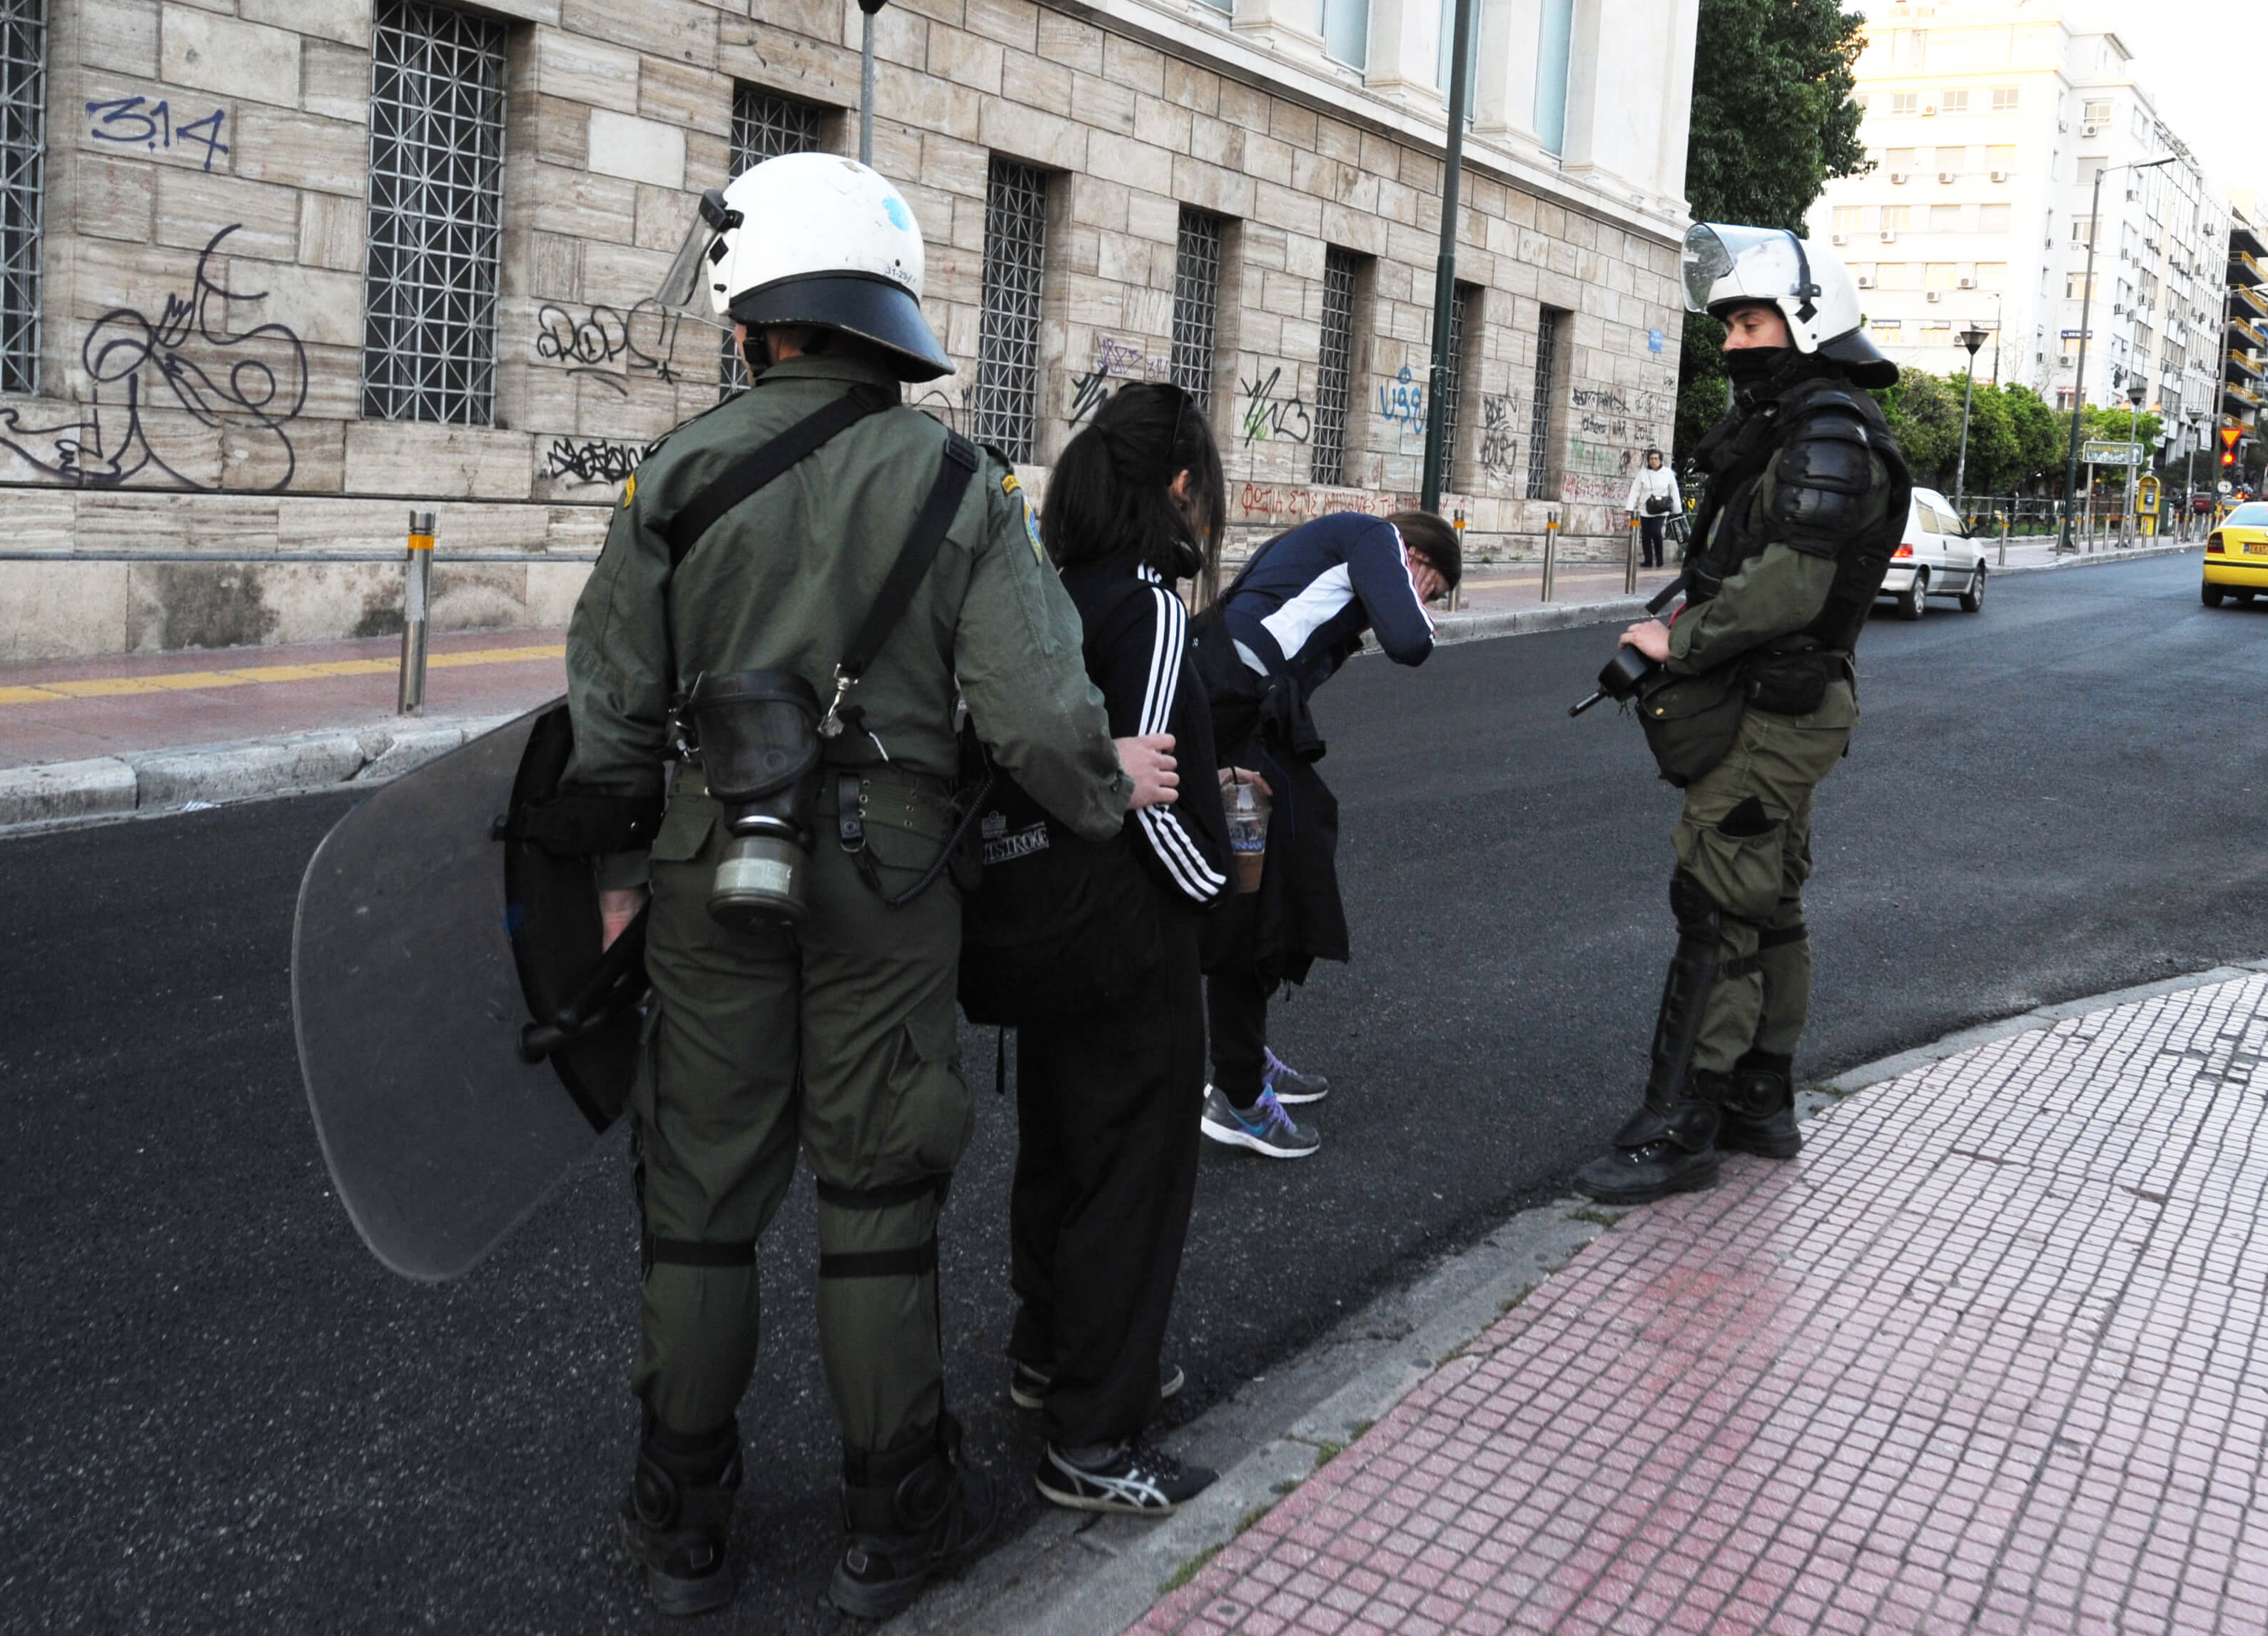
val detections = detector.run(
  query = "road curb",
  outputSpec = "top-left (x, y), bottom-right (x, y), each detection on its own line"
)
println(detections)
top-left (900, 953), bottom-right (2268, 1636)
top-left (0, 713), bottom-right (515, 836)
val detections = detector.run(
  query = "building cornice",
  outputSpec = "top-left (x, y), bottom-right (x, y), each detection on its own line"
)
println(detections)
top-left (1040, 0), bottom-right (1689, 247)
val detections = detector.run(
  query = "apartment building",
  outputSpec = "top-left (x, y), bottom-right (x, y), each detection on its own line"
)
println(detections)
top-left (0, 0), bottom-right (1695, 662)
top-left (1806, 0), bottom-right (2226, 448)
top-left (2225, 205), bottom-right (2267, 450)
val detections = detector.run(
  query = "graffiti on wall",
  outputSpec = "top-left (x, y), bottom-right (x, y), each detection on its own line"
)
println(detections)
top-left (1477, 393), bottom-right (1522, 480)
top-left (1237, 368), bottom-right (1310, 445)
top-left (1557, 385), bottom-right (1670, 508)
top-left (1377, 366), bottom-right (1425, 436)
top-left (0, 225), bottom-right (308, 490)
top-left (87, 98), bottom-right (228, 171)
top-left (1093, 335), bottom-right (1170, 380)
top-left (533, 299), bottom-right (686, 395)
top-left (1067, 370), bottom-right (1113, 428)
top-left (1234, 481), bottom-right (1417, 523)
top-left (543, 437), bottom-right (644, 484)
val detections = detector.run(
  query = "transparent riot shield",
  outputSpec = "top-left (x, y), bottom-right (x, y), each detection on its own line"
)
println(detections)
top-left (291, 702), bottom-right (639, 1282)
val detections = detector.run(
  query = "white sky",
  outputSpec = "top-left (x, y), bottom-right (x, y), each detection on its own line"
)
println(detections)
top-left (1858, 1), bottom-right (2262, 203)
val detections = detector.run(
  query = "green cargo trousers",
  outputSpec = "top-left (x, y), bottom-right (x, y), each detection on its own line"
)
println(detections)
top-left (630, 773), bottom-right (969, 1455)
top-left (1669, 681), bottom-right (1857, 1076)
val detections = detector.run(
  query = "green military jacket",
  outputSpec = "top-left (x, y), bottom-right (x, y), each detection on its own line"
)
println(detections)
top-left (564, 353), bottom-right (1129, 878)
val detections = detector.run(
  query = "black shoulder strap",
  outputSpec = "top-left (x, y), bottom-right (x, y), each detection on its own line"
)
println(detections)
top-left (665, 383), bottom-right (894, 568)
top-left (820, 430), bottom-right (982, 737)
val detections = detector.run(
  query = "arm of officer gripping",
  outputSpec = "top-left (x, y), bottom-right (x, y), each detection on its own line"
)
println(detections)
top-left (1350, 518), bottom-right (1436, 665)
top-left (953, 461), bottom-right (1130, 843)
top-left (563, 485), bottom-right (677, 888)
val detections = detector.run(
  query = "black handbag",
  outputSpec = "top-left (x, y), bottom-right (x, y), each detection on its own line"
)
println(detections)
top-left (955, 757), bottom-right (1163, 1029)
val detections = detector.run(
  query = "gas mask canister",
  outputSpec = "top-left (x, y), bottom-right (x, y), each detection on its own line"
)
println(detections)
top-left (686, 670), bottom-right (825, 928)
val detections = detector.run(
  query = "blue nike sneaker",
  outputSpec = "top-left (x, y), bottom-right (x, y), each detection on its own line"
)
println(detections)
top-left (1262, 1046), bottom-right (1330, 1105)
top-left (1199, 1085), bottom-right (1320, 1158)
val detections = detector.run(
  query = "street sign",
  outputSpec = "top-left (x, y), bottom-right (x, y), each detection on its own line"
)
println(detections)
top-left (2082, 440), bottom-right (2142, 466)
top-left (2223, 426), bottom-right (2244, 453)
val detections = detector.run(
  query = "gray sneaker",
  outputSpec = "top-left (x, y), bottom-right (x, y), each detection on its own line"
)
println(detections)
top-left (1200, 1085), bottom-right (1320, 1158)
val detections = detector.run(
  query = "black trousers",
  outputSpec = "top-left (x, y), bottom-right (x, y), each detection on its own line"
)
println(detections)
top-left (1639, 514), bottom-right (1668, 567)
top-left (1203, 892), bottom-right (1270, 1104)
top-left (1008, 909), bottom-right (1204, 1449)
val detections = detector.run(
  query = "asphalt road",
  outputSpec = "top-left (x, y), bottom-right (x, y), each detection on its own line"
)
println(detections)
top-left (4, 552), bottom-right (2262, 1635)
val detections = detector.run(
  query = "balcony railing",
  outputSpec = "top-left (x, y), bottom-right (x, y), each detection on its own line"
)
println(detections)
top-left (2229, 249), bottom-right (2267, 288)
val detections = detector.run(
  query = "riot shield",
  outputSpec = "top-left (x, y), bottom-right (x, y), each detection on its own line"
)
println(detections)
top-left (291, 702), bottom-right (644, 1282)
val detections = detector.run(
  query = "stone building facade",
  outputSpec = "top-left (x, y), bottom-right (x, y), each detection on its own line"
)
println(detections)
top-left (0, 0), bottom-right (1694, 661)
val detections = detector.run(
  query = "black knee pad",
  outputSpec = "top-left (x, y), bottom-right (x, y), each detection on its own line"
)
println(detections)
top-left (1669, 868), bottom-right (1721, 938)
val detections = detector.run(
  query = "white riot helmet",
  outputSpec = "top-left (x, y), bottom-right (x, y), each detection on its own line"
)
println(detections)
top-left (1680, 223), bottom-right (1897, 389)
top-left (657, 153), bottom-right (952, 381)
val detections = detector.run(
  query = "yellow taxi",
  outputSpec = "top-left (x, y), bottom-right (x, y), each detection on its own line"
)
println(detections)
top-left (2203, 500), bottom-right (2268, 606)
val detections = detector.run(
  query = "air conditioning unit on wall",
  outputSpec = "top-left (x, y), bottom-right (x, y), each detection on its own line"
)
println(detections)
top-left (1831, 233), bottom-right (1848, 245)
top-left (1928, 291), bottom-right (1943, 303)
top-left (1939, 171), bottom-right (1958, 183)
top-left (1880, 230), bottom-right (1898, 242)
top-left (1959, 277), bottom-right (1976, 288)
top-left (1991, 171), bottom-right (2009, 182)
top-left (1890, 173), bottom-right (1910, 185)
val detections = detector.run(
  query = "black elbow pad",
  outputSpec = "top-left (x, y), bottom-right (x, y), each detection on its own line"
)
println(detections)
top-left (1768, 413), bottom-right (1875, 555)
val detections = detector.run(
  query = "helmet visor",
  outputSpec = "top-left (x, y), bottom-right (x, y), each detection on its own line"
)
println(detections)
top-left (1681, 224), bottom-right (1736, 313)
top-left (654, 190), bottom-right (734, 320)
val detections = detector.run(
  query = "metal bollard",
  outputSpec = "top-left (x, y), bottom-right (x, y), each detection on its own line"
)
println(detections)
top-left (398, 508), bottom-right (435, 716)
top-left (1998, 511), bottom-right (2010, 568)
top-left (1540, 512), bottom-right (1559, 603)
top-left (1625, 517), bottom-right (1640, 595)
top-left (1447, 508), bottom-right (1465, 612)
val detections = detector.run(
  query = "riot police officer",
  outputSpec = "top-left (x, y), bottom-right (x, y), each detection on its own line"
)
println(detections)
top-left (564, 154), bottom-right (1177, 1618)
top-left (1575, 224), bottom-right (1910, 1206)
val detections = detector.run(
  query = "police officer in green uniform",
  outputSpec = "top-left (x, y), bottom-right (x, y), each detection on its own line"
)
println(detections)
top-left (1576, 224), bottom-right (1910, 1206)
top-left (563, 154), bottom-right (1181, 1619)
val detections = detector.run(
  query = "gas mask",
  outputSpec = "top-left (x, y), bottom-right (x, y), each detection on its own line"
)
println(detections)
top-left (685, 670), bottom-right (825, 928)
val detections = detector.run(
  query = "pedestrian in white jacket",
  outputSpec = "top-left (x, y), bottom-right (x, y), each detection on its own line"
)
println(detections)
top-left (1625, 448), bottom-right (1681, 568)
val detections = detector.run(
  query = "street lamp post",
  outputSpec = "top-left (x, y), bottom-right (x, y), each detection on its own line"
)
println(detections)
top-left (2184, 406), bottom-right (2205, 540)
top-left (2060, 155), bottom-right (2176, 554)
top-left (2124, 378), bottom-right (2147, 547)
top-left (856, 0), bottom-right (889, 164)
top-left (1953, 326), bottom-right (1988, 505)
top-left (1419, 0), bottom-right (1478, 515)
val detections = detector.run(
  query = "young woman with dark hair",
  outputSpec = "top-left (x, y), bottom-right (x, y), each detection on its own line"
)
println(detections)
top-left (1007, 381), bottom-right (1233, 1515)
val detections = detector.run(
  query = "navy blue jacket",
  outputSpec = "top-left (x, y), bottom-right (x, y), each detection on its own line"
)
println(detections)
top-left (1216, 512), bottom-right (1436, 700)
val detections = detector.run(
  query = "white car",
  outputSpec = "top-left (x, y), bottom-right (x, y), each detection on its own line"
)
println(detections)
top-left (1877, 486), bottom-right (1988, 619)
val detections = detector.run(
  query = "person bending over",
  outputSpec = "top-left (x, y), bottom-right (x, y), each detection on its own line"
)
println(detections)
top-left (1192, 508), bottom-right (1458, 1159)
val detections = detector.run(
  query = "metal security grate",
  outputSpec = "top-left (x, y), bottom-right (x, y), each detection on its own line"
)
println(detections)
top-left (1312, 248), bottom-right (1360, 486)
top-left (1437, 283), bottom-right (1474, 495)
top-left (1172, 207), bottom-right (1223, 413)
top-left (0, 0), bottom-right (41, 395)
top-left (360, 0), bottom-right (507, 425)
top-left (1527, 306), bottom-right (1561, 500)
top-left (973, 158), bottom-right (1048, 462)
top-left (719, 88), bottom-right (825, 398)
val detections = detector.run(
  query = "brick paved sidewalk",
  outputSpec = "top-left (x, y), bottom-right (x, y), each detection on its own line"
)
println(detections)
top-left (1130, 974), bottom-right (2268, 1635)
top-left (0, 628), bottom-right (567, 771)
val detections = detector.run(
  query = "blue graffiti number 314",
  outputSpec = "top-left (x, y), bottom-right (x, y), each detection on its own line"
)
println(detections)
top-left (87, 98), bottom-right (229, 173)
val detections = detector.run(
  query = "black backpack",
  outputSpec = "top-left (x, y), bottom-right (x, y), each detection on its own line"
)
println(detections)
top-left (956, 577), bottom-right (1164, 1028)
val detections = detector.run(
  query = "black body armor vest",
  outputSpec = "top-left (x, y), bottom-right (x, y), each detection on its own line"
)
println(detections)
top-left (1683, 373), bottom-right (1913, 656)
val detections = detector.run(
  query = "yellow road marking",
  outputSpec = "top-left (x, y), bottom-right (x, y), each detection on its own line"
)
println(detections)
top-left (0, 645), bottom-right (565, 707)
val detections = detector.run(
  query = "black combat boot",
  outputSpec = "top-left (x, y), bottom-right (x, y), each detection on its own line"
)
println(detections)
top-left (1718, 1050), bottom-right (1802, 1158)
top-left (620, 1415), bottom-right (741, 1617)
top-left (1574, 1075), bottom-right (1724, 1203)
top-left (1575, 869), bottom-right (1729, 1206)
top-left (829, 1413), bottom-right (999, 1620)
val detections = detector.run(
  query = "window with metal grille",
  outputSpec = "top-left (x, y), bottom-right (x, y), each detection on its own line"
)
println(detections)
top-left (1437, 283), bottom-right (1475, 495)
top-left (0, 1), bottom-right (40, 394)
top-left (720, 88), bottom-right (826, 398)
top-left (1171, 207), bottom-right (1222, 413)
top-left (1526, 307), bottom-right (1561, 500)
top-left (972, 158), bottom-right (1048, 462)
top-left (1312, 248), bottom-right (1360, 486)
top-left (360, 0), bottom-right (507, 425)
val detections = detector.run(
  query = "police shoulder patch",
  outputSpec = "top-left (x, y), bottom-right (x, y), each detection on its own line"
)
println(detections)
top-left (619, 473), bottom-right (636, 508)
top-left (1021, 495), bottom-right (1045, 562)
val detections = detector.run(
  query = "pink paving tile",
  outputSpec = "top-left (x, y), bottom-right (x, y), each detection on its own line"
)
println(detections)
top-left (1118, 976), bottom-right (2268, 1636)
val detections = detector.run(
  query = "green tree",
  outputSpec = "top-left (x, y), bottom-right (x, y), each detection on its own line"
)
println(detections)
top-left (1998, 384), bottom-right (2062, 491)
top-left (1875, 370), bottom-right (1962, 488)
top-left (1674, 0), bottom-right (1871, 457)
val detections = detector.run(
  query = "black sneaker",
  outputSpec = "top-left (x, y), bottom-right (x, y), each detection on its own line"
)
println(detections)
top-left (1262, 1047), bottom-right (1331, 1105)
top-left (1034, 1437), bottom-right (1217, 1515)
top-left (1009, 1360), bottom-right (1185, 1411)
